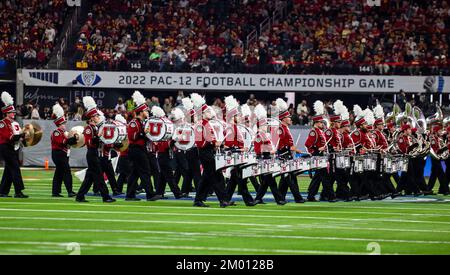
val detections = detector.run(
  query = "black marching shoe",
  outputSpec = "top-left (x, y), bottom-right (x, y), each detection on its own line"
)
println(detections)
top-left (254, 199), bottom-right (266, 205)
top-left (220, 201), bottom-right (230, 208)
top-left (68, 192), bottom-right (77, 198)
top-left (0, 193), bottom-right (11, 198)
top-left (307, 197), bottom-right (318, 202)
top-left (227, 201), bottom-right (236, 206)
top-left (76, 198), bottom-right (89, 203)
top-left (103, 198), bottom-right (116, 203)
top-left (245, 201), bottom-right (257, 207)
top-left (328, 198), bottom-right (337, 203)
top-left (422, 190), bottom-right (434, 196)
top-left (276, 200), bottom-right (287, 205)
top-left (193, 201), bottom-right (209, 207)
top-left (125, 197), bottom-right (141, 201)
top-left (52, 194), bottom-right (64, 198)
top-left (359, 195), bottom-right (369, 200)
top-left (147, 194), bottom-right (162, 201)
top-left (295, 198), bottom-right (306, 203)
top-left (413, 192), bottom-right (424, 197)
top-left (175, 193), bottom-right (190, 199)
top-left (14, 192), bottom-right (29, 198)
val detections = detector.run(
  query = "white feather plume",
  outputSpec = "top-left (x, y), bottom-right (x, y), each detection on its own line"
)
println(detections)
top-left (373, 104), bottom-right (384, 119)
top-left (275, 98), bottom-right (288, 112)
top-left (171, 107), bottom-right (185, 121)
top-left (132, 90), bottom-right (146, 106)
top-left (353, 105), bottom-right (363, 118)
top-left (224, 95), bottom-right (239, 111)
top-left (364, 108), bottom-right (375, 125)
top-left (333, 100), bottom-right (346, 115)
top-left (115, 114), bottom-right (127, 124)
top-left (181, 97), bottom-right (194, 111)
top-left (52, 104), bottom-right (64, 118)
top-left (254, 104), bottom-right (267, 120)
top-left (190, 93), bottom-right (205, 108)
top-left (151, 106), bottom-right (165, 118)
top-left (207, 106), bottom-right (217, 118)
top-left (82, 96), bottom-right (97, 111)
top-left (341, 106), bottom-right (350, 120)
top-left (313, 100), bottom-right (324, 116)
top-left (1, 91), bottom-right (13, 106)
top-left (241, 104), bottom-right (251, 117)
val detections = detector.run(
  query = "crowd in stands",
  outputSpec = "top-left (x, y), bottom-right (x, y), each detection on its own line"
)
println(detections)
top-left (0, 0), bottom-right (69, 68)
top-left (71, 0), bottom-right (450, 76)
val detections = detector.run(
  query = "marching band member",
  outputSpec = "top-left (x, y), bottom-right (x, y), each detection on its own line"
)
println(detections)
top-left (75, 96), bottom-right (115, 203)
top-left (115, 114), bottom-right (130, 193)
top-left (349, 105), bottom-right (380, 200)
top-left (126, 91), bottom-right (161, 201)
top-left (305, 100), bottom-right (334, 202)
top-left (223, 96), bottom-right (256, 206)
top-left (50, 103), bottom-right (77, 197)
top-left (396, 123), bottom-right (422, 196)
top-left (339, 106), bottom-right (357, 200)
top-left (274, 98), bottom-right (304, 203)
top-left (0, 91), bottom-right (28, 198)
top-left (385, 119), bottom-right (401, 186)
top-left (253, 104), bottom-right (286, 205)
top-left (428, 122), bottom-right (449, 195)
top-left (327, 100), bottom-right (350, 201)
top-left (191, 93), bottom-right (230, 207)
top-left (373, 105), bottom-right (399, 198)
top-left (241, 103), bottom-right (260, 193)
top-left (179, 97), bottom-right (201, 194)
top-left (152, 106), bottom-right (186, 199)
top-left (170, 105), bottom-right (195, 196)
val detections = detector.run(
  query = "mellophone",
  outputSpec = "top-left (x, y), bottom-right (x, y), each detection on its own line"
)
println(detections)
top-left (215, 150), bottom-right (409, 179)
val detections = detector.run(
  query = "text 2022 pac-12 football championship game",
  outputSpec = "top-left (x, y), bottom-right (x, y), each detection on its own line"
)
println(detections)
top-left (0, 0), bottom-right (449, 267)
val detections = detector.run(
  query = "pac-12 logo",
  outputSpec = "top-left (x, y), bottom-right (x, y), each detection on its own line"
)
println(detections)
top-left (76, 71), bottom-right (102, 87)
top-left (365, 0), bottom-right (381, 6)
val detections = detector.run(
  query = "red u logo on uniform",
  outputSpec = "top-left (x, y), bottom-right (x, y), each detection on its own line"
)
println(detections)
top-left (177, 128), bottom-right (192, 145)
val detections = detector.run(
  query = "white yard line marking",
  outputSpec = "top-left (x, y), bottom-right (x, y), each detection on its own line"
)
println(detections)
top-left (0, 240), bottom-right (395, 255)
top-left (0, 208), bottom-right (448, 225)
top-left (0, 201), bottom-right (449, 215)
top-left (0, 226), bottom-right (448, 245)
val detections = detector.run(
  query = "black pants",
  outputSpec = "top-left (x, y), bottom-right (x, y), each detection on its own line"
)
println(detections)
top-left (184, 148), bottom-right (201, 193)
top-left (225, 167), bottom-right (254, 204)
top-left (248, 176), bottom-right (260, 192)
top-left (156, 151), bottom-right (182, 197)
top-left (145, 152), bottom-right (160, 192)
top-left (116, 155), bottom-right (131, 193)
top-left (413, 157), bottom-right (428, 192)
top-left (428, 158), bottom-right (449, 194)
top-left (398, 159), bottom-right (421, 194)
top-left (127, 145), bottom-right (155, 199)
top-left (194, 147), bottom-right (227, 203)
top-left (0, 144), bottom-right (25, 195)
top-left (279, 172), bottom-right (304, 202)
top-left (99, 156), bottom-right (119, 193)
top-left (307, 168), bottom-right (335, 200)
top-left (76, 149), bottom-right (111, 201)
top-left (349, 170), bottom-right (378, 198)
top-left (51, 150), bottom-right (73, 195)
top-left (333, 168), bottom-right (351, 200)
top-left (256, 173), bottom-right (283, 202)
top-left (174, 150), bottom-right (194, 193)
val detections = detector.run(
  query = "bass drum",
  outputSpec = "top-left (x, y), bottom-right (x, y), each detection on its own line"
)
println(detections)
top-left (237, 125), bottom-right (255, 151)
top-left (173, 124), bottom-right (196, 151)
top-left (145, 117), bottom-right (174, 141)
top-left (99, 120), bottom-right (127, 145)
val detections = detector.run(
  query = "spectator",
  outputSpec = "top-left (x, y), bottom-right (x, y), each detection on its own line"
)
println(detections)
top-left (31, 105), bottom-right (40, 120)
top-left (115, 97), bottom-right (125, 112)
top-left (163, 98), bottom-right (173, 114)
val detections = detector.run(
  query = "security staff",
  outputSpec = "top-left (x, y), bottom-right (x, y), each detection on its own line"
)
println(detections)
top-left (75, 96), bottom-right (115, 203)
top-left (50, 103), bottom-right (77, 197)
top-left (126, 91), bottom-right (160, 201)
top-left (0, 91), bottom-right (28, 198)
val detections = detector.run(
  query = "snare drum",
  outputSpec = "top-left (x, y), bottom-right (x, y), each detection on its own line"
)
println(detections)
top-left (353, 156), bottom-right (364, 173)
top-left (399, 157), bottom-right (409, 172)
top-left (240, 152), bottom-right (257, 168)
top-left (145, 117), bottom-right (174, 141)
top-left (363, 154), bottom-right (377, 171)
top-left (99, 120), bottom-right (128, 145)
top-left (237, 125), bottom-right (255, 151)
top-left (311, 156), bottom-right (328, 170)
top-left (215, 152), bottom-right (234, 171)
top-left (335, 154), bottom-right (351, 169)
top-left (383, 157), bottom-right (394, 174)
top-left (173, 124), bottom-right (196, 151)
top-left (273, 160), bottom-right (291, 177)
top-left (209, 119), bottom-right (226, 142)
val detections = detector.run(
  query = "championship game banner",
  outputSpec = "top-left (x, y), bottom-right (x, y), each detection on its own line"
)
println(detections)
top-left (22, 69), bottom-right (449, 93)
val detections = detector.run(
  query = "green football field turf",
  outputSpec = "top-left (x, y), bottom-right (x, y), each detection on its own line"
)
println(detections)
top-left (0, 168), bottom-right (449, 255)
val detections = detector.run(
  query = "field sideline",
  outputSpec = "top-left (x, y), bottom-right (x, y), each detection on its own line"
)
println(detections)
top-left (0, 169), bottom-right (449, 255)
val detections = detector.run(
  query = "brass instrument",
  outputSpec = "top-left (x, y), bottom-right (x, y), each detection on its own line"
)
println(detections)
top-left (430, 134), bottom-right (449, 160)
top-left (22, 121), bottom-right (43, 147)
top-left (67, 126), bottom-right (85, 148)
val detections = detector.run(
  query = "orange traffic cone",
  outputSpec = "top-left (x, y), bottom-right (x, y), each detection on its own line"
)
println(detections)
top-left (44, 158), bottom-right (49, 170)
